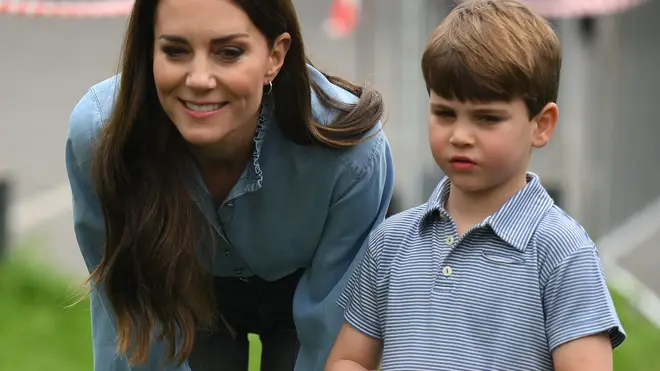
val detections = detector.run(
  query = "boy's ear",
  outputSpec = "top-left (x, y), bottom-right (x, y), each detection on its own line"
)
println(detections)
top-left (532, 102), bottom-right (558, 148)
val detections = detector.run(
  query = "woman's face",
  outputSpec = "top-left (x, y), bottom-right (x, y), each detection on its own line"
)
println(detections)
top-left (153, 0), bottom-right (290, 157)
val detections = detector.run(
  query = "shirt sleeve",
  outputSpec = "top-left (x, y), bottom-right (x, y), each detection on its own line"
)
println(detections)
top-left (292, 134), bottom-right (394, 371)
top-left (337, 233), bottom-right (383, 339)
top-left (65, 86), bottom-right (191, 371)
top-left (543, 245), bottom-right (626, 352)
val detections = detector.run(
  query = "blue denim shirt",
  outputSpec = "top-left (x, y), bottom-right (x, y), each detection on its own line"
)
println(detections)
top-left (65, 64), bottom-right (394, 371)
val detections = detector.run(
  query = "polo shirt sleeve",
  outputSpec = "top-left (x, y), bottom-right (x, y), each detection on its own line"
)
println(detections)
top-left (337, 234), bottom-right (383, 339)
top-left (543, 245), bottom-right (626, 352)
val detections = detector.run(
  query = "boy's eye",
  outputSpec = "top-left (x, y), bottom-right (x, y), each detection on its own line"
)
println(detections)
top-left (480, 115), bottom-right (502, 123)
top-left (433, 110), bottom-right (455, 118)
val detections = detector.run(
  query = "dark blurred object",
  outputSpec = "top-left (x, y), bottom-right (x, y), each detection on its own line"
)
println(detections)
top-left (0, 172), bottom-right (9, 261)
top-left (545, 184), bottom-right (564, 208)
top-left (579, 17), bottom-right (596, 42)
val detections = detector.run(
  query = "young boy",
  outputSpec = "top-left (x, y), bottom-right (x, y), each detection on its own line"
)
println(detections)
top-left (325, 1), bottom-right (625, 370)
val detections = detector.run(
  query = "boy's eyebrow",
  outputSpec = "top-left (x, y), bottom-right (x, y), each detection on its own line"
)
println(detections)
top-left (470, 107), bottom-right (510, 115)
top-left (429, 103), bottom-right (509, 115)
top-left (430, 103), bottom-right (454, 110)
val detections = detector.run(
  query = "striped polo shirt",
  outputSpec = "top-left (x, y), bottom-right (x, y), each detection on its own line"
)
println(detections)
top-left (338, 173), bottom-right (626, 370)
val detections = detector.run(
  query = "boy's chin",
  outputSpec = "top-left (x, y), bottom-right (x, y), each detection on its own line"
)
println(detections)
top-left (446, 173), bottom-right (492, 194)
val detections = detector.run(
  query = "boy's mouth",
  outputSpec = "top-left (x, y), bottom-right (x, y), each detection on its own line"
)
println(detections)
top-left (449, 156), bottom-right (476, 164)
top-left (449, 156), bottom-right (477, 171)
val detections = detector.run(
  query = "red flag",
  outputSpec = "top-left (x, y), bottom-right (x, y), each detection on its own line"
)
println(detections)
top-left (323, 0), bottom-right (361, 39)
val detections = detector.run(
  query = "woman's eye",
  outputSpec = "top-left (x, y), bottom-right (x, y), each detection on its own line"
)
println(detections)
top-left (162, 46), bottom-right (188, 58)
top-left (217, 47), bottom-right (244, 60)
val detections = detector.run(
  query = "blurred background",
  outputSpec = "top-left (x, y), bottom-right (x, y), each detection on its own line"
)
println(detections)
top-left (1, 0), bottom-right (659, 369)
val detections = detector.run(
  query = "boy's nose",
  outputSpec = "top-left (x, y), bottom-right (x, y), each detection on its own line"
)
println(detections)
top-left (449, 125), bottom-right (474, 147)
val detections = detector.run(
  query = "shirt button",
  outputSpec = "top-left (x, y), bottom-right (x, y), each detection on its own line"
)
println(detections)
top-left (445, 236), bottom-right (454, 245)
top-left (442, 266), bottom-right (453, 277)
top-left (224, 249), bottom-right (231, 257)
top-left (234, 268), bottom-right (243, 275)
top-left (227, 201), bottom-right (234, 207)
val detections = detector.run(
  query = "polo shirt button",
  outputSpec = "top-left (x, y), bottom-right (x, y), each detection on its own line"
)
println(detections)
top-left (442, 266), bottom-right (453, 277)
top-left (445, 236), bottom-right (454, 246)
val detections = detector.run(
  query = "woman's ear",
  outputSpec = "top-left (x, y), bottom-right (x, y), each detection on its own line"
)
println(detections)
top-left (265, 32), bottom-right (292, 82)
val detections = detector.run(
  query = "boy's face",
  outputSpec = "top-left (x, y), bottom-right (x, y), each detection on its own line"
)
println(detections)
top-left (428, 90), bottom-right (557, 194)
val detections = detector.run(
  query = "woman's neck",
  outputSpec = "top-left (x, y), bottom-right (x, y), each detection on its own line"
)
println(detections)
top-left (193, 142), bottom-right (253, 174)
top-left (190, 115), bottom-right (259, 173)
top-left (190, 134), bottom-right (255, 205)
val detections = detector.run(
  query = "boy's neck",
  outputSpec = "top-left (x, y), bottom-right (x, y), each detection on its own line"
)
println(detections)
top-left (445, 174), bottom-right (529, 234)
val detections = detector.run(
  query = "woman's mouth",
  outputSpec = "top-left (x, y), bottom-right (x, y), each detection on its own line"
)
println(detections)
top-left (180, 100), bottom-right (228, 118)
top-left (183, 101), bottom-right (226, 112)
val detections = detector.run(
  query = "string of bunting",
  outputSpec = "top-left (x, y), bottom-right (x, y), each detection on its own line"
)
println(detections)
top-left (0, 0), bottom-right (649, 31)
top-left (0, 0), bottom-right (361, 39)
top-left (0, 1), bottom-right (134, 18)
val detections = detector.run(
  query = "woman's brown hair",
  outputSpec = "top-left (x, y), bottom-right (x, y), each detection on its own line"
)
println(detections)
top-left (88, 0), bottom-right (384, 366)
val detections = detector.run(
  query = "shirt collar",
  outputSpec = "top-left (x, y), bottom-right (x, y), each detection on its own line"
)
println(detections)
top-left (420, 172), bottom-right (554, 252)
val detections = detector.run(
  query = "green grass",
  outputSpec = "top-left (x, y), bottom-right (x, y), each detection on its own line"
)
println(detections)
top-left (0, 256), bottom-right (93, 371)
top-left (611, 291), bottom-right (660, 370)
top-left (248, 333), bottom-right (263, 371)
top-left (1, 256), bottom-right (659, 371)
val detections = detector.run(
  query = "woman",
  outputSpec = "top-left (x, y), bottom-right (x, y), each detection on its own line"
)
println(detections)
top-left (65, 0), bottom-right (393, 370)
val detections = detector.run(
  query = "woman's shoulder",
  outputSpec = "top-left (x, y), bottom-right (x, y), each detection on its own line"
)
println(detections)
top-left (306, 65), bottom-right (389, 180)
top-left (67, 75), bottom-right (120, 156)
top-left (307, 64), bottom-right (360, 126)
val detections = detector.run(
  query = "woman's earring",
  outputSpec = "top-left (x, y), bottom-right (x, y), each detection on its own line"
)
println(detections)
top-left (265, 81), bottom-right (273, 95)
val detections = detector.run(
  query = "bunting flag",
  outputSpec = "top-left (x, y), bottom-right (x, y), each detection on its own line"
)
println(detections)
top-left (0, 0), bottom-right (133, 17)
top-left (0, 0), bottom-right (648, 23)
top-left (323, 0), bottom-right (362, 39)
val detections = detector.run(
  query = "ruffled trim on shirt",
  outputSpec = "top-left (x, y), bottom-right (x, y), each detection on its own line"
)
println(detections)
top-left (246, 95), bottom-right (272, 192)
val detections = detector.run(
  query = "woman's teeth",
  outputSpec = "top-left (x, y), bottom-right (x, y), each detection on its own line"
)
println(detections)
top-left (185, 102), bottom-right (223, 112)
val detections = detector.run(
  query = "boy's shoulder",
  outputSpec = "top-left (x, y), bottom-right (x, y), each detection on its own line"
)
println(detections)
top-left (532, 204), bottom-right (599, 276)
top-left (379, 204), bottom-right (429, 232)
top-left (365, 204), bottom-right (430, 261)
top-left (365, 177), bottom-right (600, 275)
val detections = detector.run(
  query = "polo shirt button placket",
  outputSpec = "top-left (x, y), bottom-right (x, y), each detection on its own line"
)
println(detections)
top-left (442, 233), bottom-right (457, 284)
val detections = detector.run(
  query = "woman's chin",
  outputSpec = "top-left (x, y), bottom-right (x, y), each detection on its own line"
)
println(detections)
top-left (180, 129), bottom-right (226, 147)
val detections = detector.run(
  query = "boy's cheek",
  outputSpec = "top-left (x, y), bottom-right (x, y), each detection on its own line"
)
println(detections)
top-left (428, 132), bottom-right (447, 158)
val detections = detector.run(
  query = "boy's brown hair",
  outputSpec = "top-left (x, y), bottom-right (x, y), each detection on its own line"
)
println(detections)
top-left (421, 0), bottom-right (561, 118)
